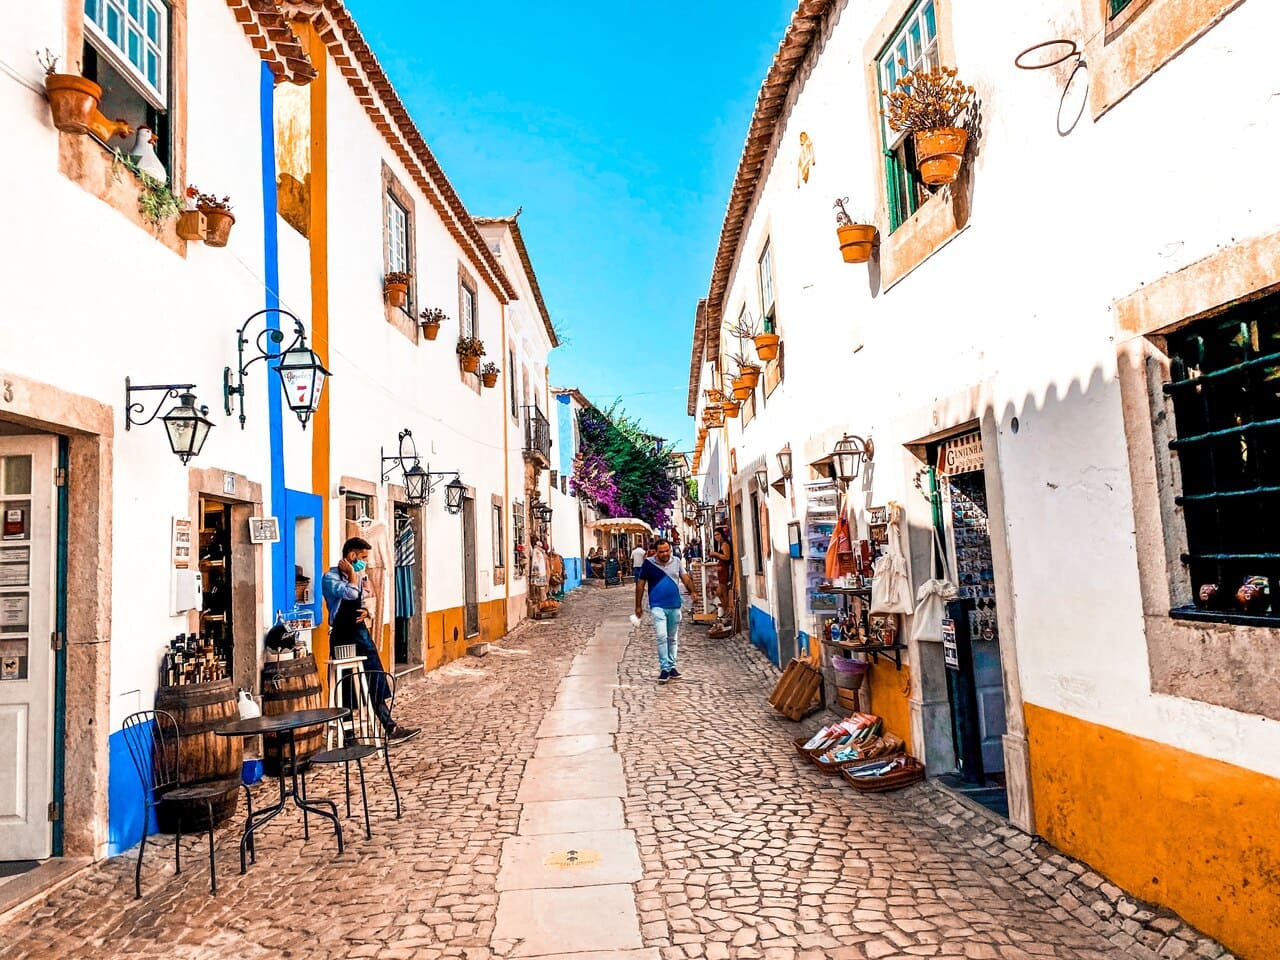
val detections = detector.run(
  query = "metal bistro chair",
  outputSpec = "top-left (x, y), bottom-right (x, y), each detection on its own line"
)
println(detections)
top-left (304, 669), bottom-right (403, 839)
top-left (120, 709), bottom-right (251, 898)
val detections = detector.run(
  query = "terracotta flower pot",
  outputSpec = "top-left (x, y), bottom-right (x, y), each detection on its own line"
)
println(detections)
top-left (731, 380), bottom-right (752, 401)
top-left (481, 372), bottom-right (498, 388)
top-left (384, 280), bottom-right (408, 308)
top-left (723, 402), bottom-right (741, 418)
top-left (914, 127), bottom-right (969, 186)
top-left (45, 74), bottom-right (101, 135)
top-left (753, 333), bottom-right (781, 362)
top-left (738, 366), bottom-right (761, 388)
top-left (836, 224), bottom-right (878, 264)
top-left (460, 355), bottom-right (480, 374)
top-left (421, 320), bottom-right (441, 341)
top-left (200, 208), bottom-right (235, 247)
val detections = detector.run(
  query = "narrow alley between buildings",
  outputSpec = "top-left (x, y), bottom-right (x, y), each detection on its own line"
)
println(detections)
top-left (0, 589), bottom-right (1227, 960)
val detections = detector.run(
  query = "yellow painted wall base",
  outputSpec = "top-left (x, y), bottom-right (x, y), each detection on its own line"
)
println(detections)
top-left (424, 598), bottom-right (508, 671)
top-left (866, 662), bottom-right (912, 744)
top-left (1026, 702), bottom-right (1280, 960)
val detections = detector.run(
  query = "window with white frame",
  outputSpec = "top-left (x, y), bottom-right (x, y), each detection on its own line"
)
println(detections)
top-left (85, 0), bottom-right (168, 108)
top-left (758, 240), bottom-right (776, 333)
top-left (876, 0), bottom-right (941, 232)
top-left (460, 282), bottom-right (477, 339)
top-left (387, 197), bottom-right (408, 274)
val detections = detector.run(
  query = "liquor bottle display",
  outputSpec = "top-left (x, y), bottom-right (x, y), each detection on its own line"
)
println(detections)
top-left (159, 632), bottom-right (231, 687)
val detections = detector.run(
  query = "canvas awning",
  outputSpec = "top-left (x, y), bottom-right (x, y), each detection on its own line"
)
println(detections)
top-left (587, 518), bottom-right (654, 536)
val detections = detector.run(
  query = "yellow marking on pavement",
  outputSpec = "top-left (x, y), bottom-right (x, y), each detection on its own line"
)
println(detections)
top-left (543, 848), bottom-right (601, 869)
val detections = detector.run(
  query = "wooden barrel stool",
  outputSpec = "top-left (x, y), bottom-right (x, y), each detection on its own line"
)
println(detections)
top-left (153, 678), bottom-right (243, 832)
top-left (261, 654), bottom-right (324, 777)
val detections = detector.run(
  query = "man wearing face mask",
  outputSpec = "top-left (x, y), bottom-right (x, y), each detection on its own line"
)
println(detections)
top-left (322, 537), bottom-right (420, 743)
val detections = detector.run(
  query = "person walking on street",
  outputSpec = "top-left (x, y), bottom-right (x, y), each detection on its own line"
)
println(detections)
top-left (631, 540), bottom-right (649, 581)
top-left (635, 537), bottom-right (696, 684)
top-left (322, 536), bottom-right (420, 743)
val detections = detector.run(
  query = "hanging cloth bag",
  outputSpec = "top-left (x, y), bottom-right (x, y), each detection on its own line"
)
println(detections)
top-left (910, 526), bottom-right (957, 644)
top-left (824, 492), bottom-right (858, 581)
top-left (870, 503), bottom-right (914, 615)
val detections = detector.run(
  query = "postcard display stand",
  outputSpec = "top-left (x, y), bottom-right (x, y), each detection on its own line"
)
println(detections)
top-left (804, 480), bottom-right (840, 634)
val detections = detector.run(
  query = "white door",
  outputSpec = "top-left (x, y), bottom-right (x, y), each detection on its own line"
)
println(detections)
top-left (0, 437), bottom-right (57, 860)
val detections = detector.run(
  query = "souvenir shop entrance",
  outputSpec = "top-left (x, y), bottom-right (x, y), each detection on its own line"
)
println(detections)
top-left (929, 430), bottom-right (1010, 817)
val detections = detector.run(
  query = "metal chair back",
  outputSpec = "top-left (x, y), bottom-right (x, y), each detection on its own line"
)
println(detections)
top-left (121, 709), bottom-right (183, 802)
top-left (334, 669), bottom-right (397, 747)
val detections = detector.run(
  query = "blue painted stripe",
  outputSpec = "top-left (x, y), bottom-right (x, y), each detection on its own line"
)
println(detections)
top-left (106, 725), bottom-right (156, 856)
top-left (748, 604), bottom-right (780, 666)
top-left (260, 60), bottom-right (289, 614)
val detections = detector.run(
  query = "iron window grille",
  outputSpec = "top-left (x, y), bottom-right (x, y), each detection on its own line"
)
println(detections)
top-left (1164, 293), bottom-right (1280, 623)
top-left (523, 406), bottom-right (552, 462)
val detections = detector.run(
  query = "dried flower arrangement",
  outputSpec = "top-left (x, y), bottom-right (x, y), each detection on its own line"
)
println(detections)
top-left (881, 63), bottom-right (975, 135)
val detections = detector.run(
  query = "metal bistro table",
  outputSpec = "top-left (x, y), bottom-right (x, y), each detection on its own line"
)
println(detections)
top-left (216, 706), bottom-right (348, 873)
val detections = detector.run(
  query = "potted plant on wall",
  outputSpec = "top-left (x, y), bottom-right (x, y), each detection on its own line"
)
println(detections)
top-left (480, 361), bottom-right (500, 388)
top-left (833, 197), bottom-right (877, 264)
top-left (384, 271), bottom-right (411, 308)
top-left (882, 62), bottom-right (976, 186)
top-left (730, 313), bottom-right (780, 363)
top-left (456, 336), bottom-right (485, 373)
top-left (419, 307), bottom-right (447, 341)
top-left (39, 50), bottom-right (103, 136)
top-left (187, 186), bottom-right (235, 246)
top-left (731, 352), bottom-right (762, 390)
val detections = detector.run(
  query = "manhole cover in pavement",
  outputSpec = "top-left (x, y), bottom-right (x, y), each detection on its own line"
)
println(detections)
top-left (543, 848), bottom-right (601, 869)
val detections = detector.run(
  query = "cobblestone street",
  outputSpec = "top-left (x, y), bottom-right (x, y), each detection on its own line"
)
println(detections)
top-left (0, 589), bottom-right (1228, 960)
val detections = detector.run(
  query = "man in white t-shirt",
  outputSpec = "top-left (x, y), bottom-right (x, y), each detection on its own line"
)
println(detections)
top-left (631, 541), bottom-right (649, 582)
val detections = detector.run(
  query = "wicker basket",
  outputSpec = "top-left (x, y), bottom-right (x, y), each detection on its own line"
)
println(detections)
top-left (840, 755), bottom-right (924, 793)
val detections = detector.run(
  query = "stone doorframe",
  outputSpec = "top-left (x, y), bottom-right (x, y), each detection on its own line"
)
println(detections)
top-left (0, 369), bottom-right (113, 858)
top-left (892, 382), bottom-right (1035, 833)
top-left (186, 469), bottom-right (264, 694)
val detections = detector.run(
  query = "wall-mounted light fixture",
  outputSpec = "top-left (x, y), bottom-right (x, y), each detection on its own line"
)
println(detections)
top-left (754, 465), bottom-right (769, 490)
top-left (776, 444), bottom-right (793, 481)
top-left (534, 503), bottom-right (554, 523)
top-left (380, 428), bottom-right (463, 513)
top-left (831, 433), bottom-right (874, 485)
top-left (223, 308), bottom-right (330, 430)
top-left (124, 378), bottom-right (214, 465)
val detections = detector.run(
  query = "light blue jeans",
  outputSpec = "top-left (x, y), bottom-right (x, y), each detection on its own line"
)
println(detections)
top-left (652, 606), bottom-right (681, 672)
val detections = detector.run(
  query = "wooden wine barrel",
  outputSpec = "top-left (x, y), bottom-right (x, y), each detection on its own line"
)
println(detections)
top-left (153, 678), bottom-right (243, 832)
top-left (261, 654), bottom-right (324, 777)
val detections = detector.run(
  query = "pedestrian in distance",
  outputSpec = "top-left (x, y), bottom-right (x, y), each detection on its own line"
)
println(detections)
top-left (322, 536), bottom-right (420, 744)
top-left (631, 539), bottom-right (649, 582)
top-left (635, 537), bottom-right (696, 684)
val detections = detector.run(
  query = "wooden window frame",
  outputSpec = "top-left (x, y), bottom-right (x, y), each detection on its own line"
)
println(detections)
top-left (457, 263), bottom-right (480, 390)
top-left (862, 0), bottom-right (968, 292)
top-left (491, 494), bottom-right (505, 585)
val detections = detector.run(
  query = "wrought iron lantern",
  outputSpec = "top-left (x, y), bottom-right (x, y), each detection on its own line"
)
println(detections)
top-left (223, 308), bottom-right (330, 430)
top-left (444, 477), bottom-right (466, 515)
top-left (776, 444), bottom-right (793, 480)
top-left (124, 378), bottom-right (214, 465)
top-left (535, 503), bottom-right (554, 523)
top-left (380, 428), bottom-right (461, 510)
top-left (831, 433), bottom-right (874, 484)
top-left (754, 465), bottom-right (769, 490)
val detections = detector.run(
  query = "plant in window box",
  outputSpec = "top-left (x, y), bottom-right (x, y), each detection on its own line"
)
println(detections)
top-left (480, 362), bottom-right (500, 389)
top-left (882, 63), bottom-right (976, 186)
top-left (418, 307), bottom-right (447, 341)
top-left (384, 270), bottom-right (411, 308)
top-left (110, 150), bottom-right (182, 226)
top-left (186, 187), bottom-right (235, 247)
top-left (833, 198), bottom-right (878, 264)
top-left (456, 336), bottom-right (485, 374)
top-left (730, 314), bottom-right (780, 363)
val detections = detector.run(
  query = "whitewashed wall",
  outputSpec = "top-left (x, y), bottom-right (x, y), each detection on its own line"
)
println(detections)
top-left (706, 0), bottom-right (1280, 777)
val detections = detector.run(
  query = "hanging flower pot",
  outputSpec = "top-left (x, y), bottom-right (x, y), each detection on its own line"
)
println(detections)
top-left (419, 307), bottom-right (447, 341)
top-left (836, 223), bottom-right (878, 263)
top-left (738, 365), bottom-right (761, 389)
top-left (914, 127), bottom-right (969, 186)
top-left (731, 382), bottom-right (752, 401)
top-left (44, 72), bottom-right (102, 135)
top-left (753, 333), bottom-right (781, 362)
top-left (722, 401), bottom-right (741, 419)
top-left (456, 336), bottom-right (485, 373)
top-left (480, 362), bottom-right (500, 388)
top-left (200, 207), bottom-right (235, 247)
top-left (384, 271), bottom-right (411, 308)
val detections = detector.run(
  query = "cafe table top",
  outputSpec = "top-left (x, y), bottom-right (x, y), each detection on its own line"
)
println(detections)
top-left (216, 706), bottom-right (348, 738)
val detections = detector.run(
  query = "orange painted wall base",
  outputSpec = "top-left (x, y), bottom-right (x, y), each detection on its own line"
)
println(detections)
top-left (424, 598), bottom-right (508, 671)
top-left (866, 662), bottom-right (912, 744)
top-left (1026, 702), bottom-right (1280, 960)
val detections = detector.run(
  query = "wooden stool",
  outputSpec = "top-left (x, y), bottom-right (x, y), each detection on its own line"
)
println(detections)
top-left (326, 655), bottom-right (370, 748)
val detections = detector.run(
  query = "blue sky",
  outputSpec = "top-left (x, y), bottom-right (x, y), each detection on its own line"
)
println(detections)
top-left (345, 1), bottom-right (796, 451)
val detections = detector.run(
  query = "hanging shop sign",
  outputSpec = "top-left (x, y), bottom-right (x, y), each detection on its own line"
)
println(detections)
top-left (172, 517), bottom-right (193, 569)
top-left (248, 517), bottom-right (281, 544)
top-left (938, 432), bottom-right (983, 477)
top-left (942, 617), bottom-right (959, 670)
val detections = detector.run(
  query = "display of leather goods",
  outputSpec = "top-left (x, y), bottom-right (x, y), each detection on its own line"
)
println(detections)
top-left (1236, 575), bottom-right (1270, 613)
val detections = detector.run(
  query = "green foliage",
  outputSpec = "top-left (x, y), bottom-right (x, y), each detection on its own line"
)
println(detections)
top-left (575, 401), bottom-right (678, 528)
top-left (110, 150), bottom-right (181, 225)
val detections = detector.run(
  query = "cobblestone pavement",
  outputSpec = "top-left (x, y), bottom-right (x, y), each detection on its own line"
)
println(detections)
top-left (0, 588), bottom-right (1229, 959)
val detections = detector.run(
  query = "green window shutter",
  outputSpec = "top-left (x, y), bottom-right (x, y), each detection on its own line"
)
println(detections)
top-left (885, 149), bottom-right (904, 231)
top-left (1109, 0), bottom-right (1133, 15)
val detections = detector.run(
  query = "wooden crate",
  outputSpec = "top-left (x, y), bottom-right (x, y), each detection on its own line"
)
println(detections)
top-left (769, 658), bottom-right (823, 721)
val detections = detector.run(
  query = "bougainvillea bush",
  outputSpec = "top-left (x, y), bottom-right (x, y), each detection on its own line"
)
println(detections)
top-left (571, 405), bottom-right (678, 530)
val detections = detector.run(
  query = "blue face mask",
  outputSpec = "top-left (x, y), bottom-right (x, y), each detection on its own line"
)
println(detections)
top-left (352, 559), bottom-right (367, 573)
